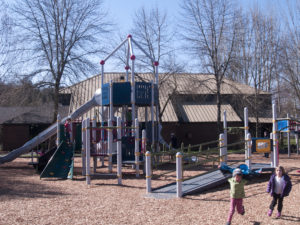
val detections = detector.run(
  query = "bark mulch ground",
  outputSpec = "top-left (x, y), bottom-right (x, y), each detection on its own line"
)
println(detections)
top-left (0, 154), bottom-right (300, 225)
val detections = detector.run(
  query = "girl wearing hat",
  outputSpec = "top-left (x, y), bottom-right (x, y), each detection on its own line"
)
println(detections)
top-left (226, 168), bottom-right (247, 225)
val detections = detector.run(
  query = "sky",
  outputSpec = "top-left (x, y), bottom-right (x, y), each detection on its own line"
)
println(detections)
top-left (103, 0), bottom-right (182, 34)
top-left (101, 0), bottom-right (292, 72)
top-left (103, 0), bottom-right (287, 34)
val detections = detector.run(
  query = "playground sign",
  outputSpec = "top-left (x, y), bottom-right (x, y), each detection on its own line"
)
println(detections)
top-left (277, 120), bottom-right (289, 132)
top-left (251, 138), bottom-right (272, 153)
top-left (277, 120), bottom-right (300, 132)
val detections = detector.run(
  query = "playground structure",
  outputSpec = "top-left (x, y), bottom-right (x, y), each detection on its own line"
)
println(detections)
top-left (76, 34), bottom-right (164, 184)
top-left (0, 34), bottom-right (298, 197)
top-left (0, 35), bottom-right (164, 182)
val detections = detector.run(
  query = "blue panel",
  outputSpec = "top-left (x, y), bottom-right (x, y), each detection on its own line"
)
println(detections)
top-left (101, 83), bottom-right (110, 105)
top-left (277, 120), bottom-right (289, 132)
top-left (112, 82), bottom-right (131, 105)
top-left (102, 81), bottom-right (159, 106)
top-left (135, 82), bottom-right (151, 105)
top-left (135, 82), bottom-right (159, 106)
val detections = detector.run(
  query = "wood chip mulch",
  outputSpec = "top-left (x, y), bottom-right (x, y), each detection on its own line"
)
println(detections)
top-left (1, 154), bottom-right (300, 225)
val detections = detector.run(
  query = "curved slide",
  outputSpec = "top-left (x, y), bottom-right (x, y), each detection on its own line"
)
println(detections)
top-left (0, 89), bottom-right (103, 164)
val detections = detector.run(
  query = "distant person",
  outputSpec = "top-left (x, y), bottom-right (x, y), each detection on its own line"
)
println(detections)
top-left (119, 75), bottom-right (125, 82)
top-left (170, 133), bottom-right (178, 149)
top-left (226, 168), bottom-right (247, 225)
top-left (267, 165), bottom-right (292, 218)
top-left (64, 118), bottom-right (72, 143)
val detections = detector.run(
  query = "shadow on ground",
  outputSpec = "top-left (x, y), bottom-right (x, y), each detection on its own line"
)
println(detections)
top-left (0, 160), bottom-right (68, 200)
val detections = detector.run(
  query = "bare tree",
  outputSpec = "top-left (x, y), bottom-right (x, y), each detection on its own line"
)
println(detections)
top-left (0, 0), bottom-right (13, 79)
top-left (232, 8), bottom-right (280, 136)
top-left (10, 0), bottom-right (112, 121)
top-left (0, 78), bottom-right (53, 106)
top-left (279, 1), bottom-right (300, 115)
top-left (180, 0), bottom-right (241, 132)
top-left (131, 6), bottom-right (176, 72)
top-left (129, 6), bottom-right (185, 122)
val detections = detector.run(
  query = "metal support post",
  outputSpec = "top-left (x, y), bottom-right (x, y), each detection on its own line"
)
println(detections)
top-left (108, 119), bottom-right (113, 173)
top-left (219, 133), bottom-right (226, 166)
top-left (223, 110), bottom-right (228, 163)
top-left (56, 114), bottom-right (61, 146)
top-left (81, 119), bottom-right (86, 176)
top-left (176, 152), bottom-right (183, 198)
top-left (135, 118), bottom-right (140, 177)
top-left (145, 151), bottom-right (152, 193)
top-left (117, 117), bottom-right (122, 185)
top-left (287, 114), bottom-right (290, 158)
top-left (246, 133), bottom-right (252, 169)
top-left (86, 118), bottom-right (91, 185)
top-left (244, 107), bottom-right (249, 160)
top-left (273, 103), bottom-right (279, 167)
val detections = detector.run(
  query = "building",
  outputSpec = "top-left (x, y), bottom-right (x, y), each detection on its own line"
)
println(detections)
top-left (60, 73), bottom-right (273, 146)
top-left (0, 105), bottom-right (68, 152)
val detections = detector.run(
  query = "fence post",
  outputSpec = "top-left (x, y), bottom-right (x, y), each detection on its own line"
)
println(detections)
top-left (219, 133), bottom-right (225, 166)
top-left (176, 152), bottom-right (183, 198)
top-left (117, 117), bottom-right (122, 185)
top-left (86, 118), bottom-right (91, 185)
top-left (246, 133), bottom-right (252, 169)
top-left (145, 151), bottom-right (152, 193)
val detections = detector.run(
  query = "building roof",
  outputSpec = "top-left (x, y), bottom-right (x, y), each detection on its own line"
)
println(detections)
top-left (61, 72), bottom-right (269, 96)
top-left (60, 73), bottom-right (271, 123)
top-left (248, 117), bottom-right (273, 124)
top-left (181, 104), bottom-right (241, 122)
top-left (0, 105), bottom-right (69, 124)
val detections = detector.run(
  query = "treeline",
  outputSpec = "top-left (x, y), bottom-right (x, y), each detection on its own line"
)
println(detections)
top-left (0, 79), bottom-right (53, 106)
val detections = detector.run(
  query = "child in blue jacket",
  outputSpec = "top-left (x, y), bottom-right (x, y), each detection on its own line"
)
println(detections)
top-left (267, 165), bottom-right (292, 218)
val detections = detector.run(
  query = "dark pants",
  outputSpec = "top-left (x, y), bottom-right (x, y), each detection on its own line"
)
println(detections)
top-left (65, 132), bottom-right (70, 143)
top-left (270, 193), bottom-right (283, 212)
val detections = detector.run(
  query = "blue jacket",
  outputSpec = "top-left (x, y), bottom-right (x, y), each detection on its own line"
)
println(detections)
top-left (267, 174), bottom-right (292, 197)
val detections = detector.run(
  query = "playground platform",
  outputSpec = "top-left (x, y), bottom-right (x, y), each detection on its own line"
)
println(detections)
top-left (250, 163), bottom-right (274, 172)
top-left (147, 163), bottom-right (274, 199)
top-left (148, 170), bottom-right (231, 199)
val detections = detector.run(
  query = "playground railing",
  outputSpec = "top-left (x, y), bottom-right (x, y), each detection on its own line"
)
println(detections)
top-left (146, 139), bottom-right (246, 190)
top-left (181, 140), bottom-right (246, 182)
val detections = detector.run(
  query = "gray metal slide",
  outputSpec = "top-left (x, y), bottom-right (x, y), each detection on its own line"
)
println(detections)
top-left (0, 89), bottom-right (103, 164)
